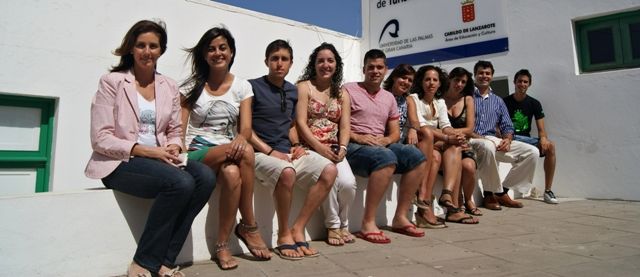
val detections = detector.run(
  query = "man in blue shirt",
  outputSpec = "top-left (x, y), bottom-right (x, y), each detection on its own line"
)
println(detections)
top-left (471, 61), bottom-right (539, 210)
top-left (249, 40), bottom-right (336, 260)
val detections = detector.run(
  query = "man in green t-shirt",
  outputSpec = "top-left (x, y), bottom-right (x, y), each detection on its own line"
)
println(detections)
top-left (503, 69), bottom-right (558, 204)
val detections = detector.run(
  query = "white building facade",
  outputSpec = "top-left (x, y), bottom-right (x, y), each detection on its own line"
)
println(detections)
top-left (0, 0), bottom-right (639, 275)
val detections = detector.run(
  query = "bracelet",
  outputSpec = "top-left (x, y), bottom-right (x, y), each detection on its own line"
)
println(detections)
top-left (340, 145), bottom-right (348, 152)
top-left (291, 142), bottom-right (302, 147)
top-left (267, 148), bottom-right (274, 156)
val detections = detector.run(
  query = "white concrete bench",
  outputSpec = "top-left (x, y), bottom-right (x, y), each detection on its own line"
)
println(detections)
top-left (0, 163), bottom-right (534, 276)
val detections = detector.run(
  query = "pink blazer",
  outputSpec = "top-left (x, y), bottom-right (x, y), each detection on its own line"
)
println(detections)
top-left (84, 70), bottom-right (183, 179)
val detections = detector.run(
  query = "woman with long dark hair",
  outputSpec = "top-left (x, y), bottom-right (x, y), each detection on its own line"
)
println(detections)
top-left (85, 20), bottom-right (215, 277)
top-left (383, 64), bottom-right (444, 229)
top-left (296, 43), bottom-right (357, 246)
top-left (443, 67), bottom-right (481, 216)
top-left (181, 27), bottom-right (271, 270)
top-left (408, 65), bottom-right (478, 225)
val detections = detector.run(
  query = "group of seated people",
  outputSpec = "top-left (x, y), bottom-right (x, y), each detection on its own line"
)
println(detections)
top-left (84, 20), bottom-right (558, 277)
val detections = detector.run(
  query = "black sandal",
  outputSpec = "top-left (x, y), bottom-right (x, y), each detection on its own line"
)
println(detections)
top-left (464, 203), bottom-right (483, 216)
top-left (445, 208), bottom-right (479, 224)
top-left (412, 195), bottom-right (432, 210)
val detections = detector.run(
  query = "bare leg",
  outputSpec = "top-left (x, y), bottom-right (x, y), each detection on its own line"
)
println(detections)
top-left (440, 146), bottom-right (462, 201)
top-left (543, 142), bottom-right (556, 191)
top-left (416, 128), bottom-right (434, 201)
top-left (291, 164), bottom-right (337, 255)
top-left (461, 158), bottom-right (479, 212)
top-left (234, 147), bottom-right (271, 259)
top-left (273, 168), bottom-right (302, 259)
top-left (361, 165), bottom-right (395, 241)
top-left (237, 147), bottom-right (256, 223)
top-left (392, 161), bottom-right (426, 228)
top-left (214, 164), bottom-right (241, 269)
top-left (440, 146), bottom-right (475, 222)
top-left (416, 150), bottom-right (441, 223)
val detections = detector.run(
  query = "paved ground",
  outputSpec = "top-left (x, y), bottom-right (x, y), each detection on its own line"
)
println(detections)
top-left (122, 198), bottom-right (640, 276)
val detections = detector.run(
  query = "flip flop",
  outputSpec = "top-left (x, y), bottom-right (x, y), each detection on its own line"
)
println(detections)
top-left (273, 244), bottom-right (303, 261)
top-left (355, 231), bottom-right (391, 244)
top-left (326, 228), bottom-right (345, 246)
top-left (391, 224), bottom-right (425, 237)
top-left (340, 227), bottom-right (356, 244)
top-left (295, 241), bottom-right (320, 257)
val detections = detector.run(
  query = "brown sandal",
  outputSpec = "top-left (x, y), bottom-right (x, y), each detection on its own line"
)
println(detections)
top-left (234, 220), bottom-right (271, 260)
top-left (438, 189), bottom-right (458, 210)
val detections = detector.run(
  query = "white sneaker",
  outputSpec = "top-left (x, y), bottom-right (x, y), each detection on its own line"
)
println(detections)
top-left (544, 190), bottom-right (559, 204)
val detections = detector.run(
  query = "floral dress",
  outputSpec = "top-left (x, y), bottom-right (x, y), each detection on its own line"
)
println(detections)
top-left (305, 93), bottom-right (342, 146)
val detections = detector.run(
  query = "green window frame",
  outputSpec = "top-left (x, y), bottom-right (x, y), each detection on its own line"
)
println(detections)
top-left (0, 94), bottom-right (56, 193)
top-left (576, 9), bottom-right (640, 73)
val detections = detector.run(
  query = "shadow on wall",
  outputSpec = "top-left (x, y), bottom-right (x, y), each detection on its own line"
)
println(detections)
top-left (113, 174), bottom-right (485, 260)
top-left (113, 192), bottom-right (195, 262)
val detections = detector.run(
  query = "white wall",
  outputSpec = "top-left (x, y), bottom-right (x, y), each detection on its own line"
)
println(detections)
top-left (0, 0), bottom-right (362, 192)
top-left (362, 0), bottom-right (640, 200)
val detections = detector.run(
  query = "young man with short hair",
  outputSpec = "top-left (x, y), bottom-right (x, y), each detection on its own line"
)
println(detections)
top-left (249, 40), bottom-right (337, 260)
top-left (503, 69), bottom-right (558, 204)
top-left (471, 60), bottom-right (539, 210)
top-left (344, 49), bottom-right (426, 243)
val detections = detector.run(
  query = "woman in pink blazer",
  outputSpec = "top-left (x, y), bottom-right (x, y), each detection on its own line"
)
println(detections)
top-left (85, 20), bottom-right (215, 277)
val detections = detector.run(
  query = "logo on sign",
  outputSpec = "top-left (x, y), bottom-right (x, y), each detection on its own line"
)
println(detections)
top-left (378, 19), bottom-right (399, 43)
top-left (461, 0), bottom-right (475, 23)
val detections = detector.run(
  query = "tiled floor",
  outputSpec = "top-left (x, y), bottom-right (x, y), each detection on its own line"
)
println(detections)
top-left (121, 198), bottom-right (640, 276)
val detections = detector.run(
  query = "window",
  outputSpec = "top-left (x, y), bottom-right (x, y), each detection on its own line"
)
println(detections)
top-left (0, 94), bottom-right (56, 195)
top-left (575, 9), bottom-right (640, 72)
top-left (490, 77), bottom-right (509, 98)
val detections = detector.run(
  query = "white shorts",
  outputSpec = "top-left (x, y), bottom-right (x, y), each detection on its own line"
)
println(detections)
top-left (255, 150), bottom-right (332, 189)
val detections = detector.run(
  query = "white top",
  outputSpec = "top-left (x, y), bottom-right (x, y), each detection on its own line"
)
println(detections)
top-left (136, 93), bottom-right (158, 146)
top-left (409, 94), bottom-right (451, 129)
top-left (183, 76), bottom-right (253, 146)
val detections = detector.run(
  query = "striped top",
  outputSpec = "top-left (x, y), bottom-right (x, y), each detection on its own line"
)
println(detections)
top-left (473, 87), bottom-right (514, 136)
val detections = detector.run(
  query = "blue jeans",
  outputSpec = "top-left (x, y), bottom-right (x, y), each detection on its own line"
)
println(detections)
top-left (102, 157), bottom-right (215, 272)
top-left (346, 142), bottom-right (426, 177)
top-left (513, 135), bottom-right (545, 157)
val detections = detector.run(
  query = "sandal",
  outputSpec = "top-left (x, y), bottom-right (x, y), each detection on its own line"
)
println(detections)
top-left (340, 227), bottom-right (355, 244)
top-left (445, 208), bottom-right (479, 224)
top-left (412, 195), bottom-right (431, 210)
top-left (414, 212), bottom-right (447, 229)
top-left (160, 266), bottom-right (186, 277)
top-left (273, 244), bottom-right (303, 261)
top-left (295, 241), bottom-right (320, 258)
top-left (326, 228), bottom-right (344, 246)
top-left (234, 220), bottom-right (271, 261)
top-left (438, 189), bottom-right (458, 211)
top-left (464, 203), bottom-right (483, 216)
top-left (213, 242), bottom-right (239, 270)
top-left (391, 224), bottom-right (425, 237)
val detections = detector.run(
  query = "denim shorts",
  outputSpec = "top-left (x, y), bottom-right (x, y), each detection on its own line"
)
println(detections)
top-left (513, 135), bottom-right (545, 157)
top-left (346, 142), bottom-right (426, 177)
